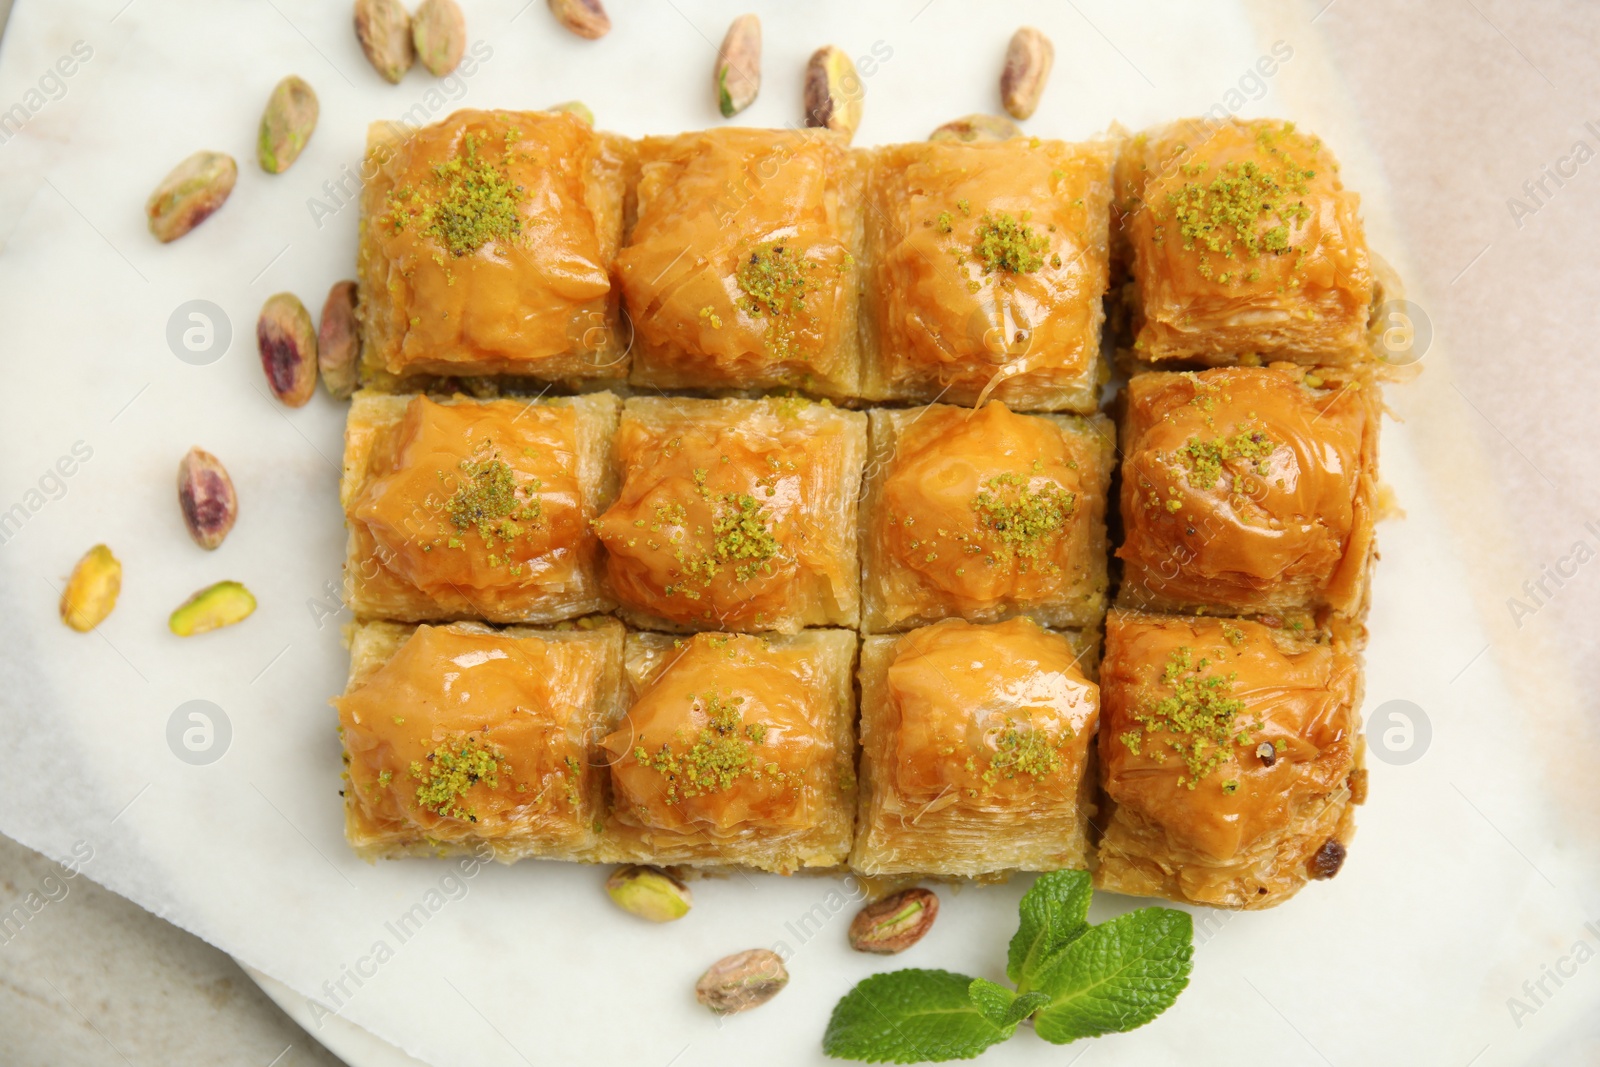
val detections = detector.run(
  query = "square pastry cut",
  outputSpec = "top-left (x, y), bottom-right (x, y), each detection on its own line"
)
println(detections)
top-left (593, 397), bottom-right (867, 632)
top-left (862, 402), bottom-right (1113, 633)
top-left (1095, 611), bottom-right (1362, 909)
top-left (861, 137), bottom-right (1114, 412)
top-left (341, 390), bottom-right (619, 624)
top-left (1116, 365), bottom-right (1378, 621)
top-left (852, 618), bottom-right (1100, 878)
top-left (598, 631), bottom-right (858, 873)
top-left (335, 618), bottom-right (625, 862)
top-left (357, 109), bottom-right (631, 385)
top-left (1116, 118), bottom-right (1374, 367)
top-left (619, 128), bottom-right (866, 398)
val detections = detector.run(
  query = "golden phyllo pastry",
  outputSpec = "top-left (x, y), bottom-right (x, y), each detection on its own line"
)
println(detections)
top-left (852, 618), bottom-right (1100, 878)
top-left (357, 109), bottom-right (631, 385)
top-left (619, 128), bottom-right (866, 398)
top-left (861, 402), bottom-right (1113, 633)
top-left (1116, 366), bottom-right (1378, 621)
top-left (593, 397), bottom-right (867, 633)
top-left (335, 619), bottom-right (625, 862)
top-left (861, 137), bottom-right (1114, 412)
top-left (599, 631), bottom-right (858, 873)
top-left (1116, 118), bottom-right (1374, 366)
top-left (1095, 611), bottom-right (1362, 909)
top-left (341, 390), bottom-right (619, 623)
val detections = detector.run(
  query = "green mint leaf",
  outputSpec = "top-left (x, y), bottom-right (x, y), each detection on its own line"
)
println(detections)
top-left (1007, 869), bottom-right (1093, 989)
top-left (967, 978), bottom-right (1051, 1027)
top-left (1030, 907), bottom-right (1194, 1044)
top-left (823, 969), bottom-right (1018, 1063)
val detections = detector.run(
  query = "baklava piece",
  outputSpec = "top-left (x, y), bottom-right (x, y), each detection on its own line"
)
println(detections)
top-left (861, 402), bottom-right (1113, 633)
top-left (618, 128), bottom-right (866, 398)
top-left (852, 618), bottom-right (1100, 879)
top-left (1116, 365), bottom-right (1378, 621)
top-left (599, 631), bottom-right (858, 873)
top-left (593, 397), bottom-right (867, 633)
top-left (341, 390), bottom-right (619, 623)
top-left (357, 109), bottom-right (631, 386)
top-left (861, 137), bottom-right (1115, 412)
top-left (1095, 611), bottom-right (1362, 909)
top-left (335, 618), bottom-right (625, 862)
top-left (1116, 118), bottom-right (1374, 367)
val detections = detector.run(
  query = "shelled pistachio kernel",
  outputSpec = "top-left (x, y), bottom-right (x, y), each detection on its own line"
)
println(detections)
top-left (695, 949), bottom-right (788, 1014)
top-left (317, 280), bottom-right (360, 399)
top-left (715, 14), bottom-right (761, 118)
top-left (412, 0), bottom-right (466, 77)
top-left (59, 545), bottom-right (121, 632)
top-left (804, 45), bottom-right (863, 142)
top-left (605, 865), bottom-right (692, 922)
top-left (549, 0), bottom-right (610, 39)
top-left (169, 580), bottom-right (256, 636)
top-left (1000, 26), bottom-right (1054, 120)
top-left (354, 0), bottom-right (414, 83)
top-left (146, 151), bottom-right (237, 243)
top-left (257, 75), bottom-right (319, 174)
top-left (549, 100), bottom-right (594, 125)
top-left (848, 887), bottom-right (940, 954)
top-left (258, 292), bottom-right (318, 407)
top-left (929, 113), bottom-right (1023, 143)
top-left (177, 447), bottom-right (238, 550)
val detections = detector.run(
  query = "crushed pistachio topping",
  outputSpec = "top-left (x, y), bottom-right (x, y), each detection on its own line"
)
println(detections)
top-left (1158, 126), bottom-right (1317, 282)
top-left (983, 718), bottom-right (1062, 785)
top-left (1176, 427), bottom-right (1276, 491)
top-left (1120, 647), bottom-right (1258, 789)
top-left (970, 473), bottom-right (1075, 563)
top-left (735, 242), bottom-right (817, 361)
top-left (973, 211), bottom-right (1049, 274)
top-left (633, 691), bottom-right (776, 804)
top-left (440, 441), bottom-right (544, 564)
top-left (410, 734), bottom-right (507, 821)
top-left (671, 491), bottom-right (782, 590)
top-left (386, 133), bottom-right (526, 257)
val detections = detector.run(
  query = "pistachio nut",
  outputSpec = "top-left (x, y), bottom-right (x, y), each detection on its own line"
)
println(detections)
top-left (714, 14), bottom-right (761, 118)
top-left (59, 545), bottom-right (121, 633)
top-left (695, 949), bottom-right (788, 1015)
top-left (847, 887), bottom-right (940, 954)
top-left (804, 45), bottom-right (863, 142)
top-left (605, 865), bottom-right (692, 923)
top-left (146, 151), bottom-right (237, 243)
top-left (258, 292), bottom-right (318, 408)
top-left (1000, 27), bottom-right (1054, 120)
top-left (549, 0), bottom-right (610, 40)
top-left (169, 580), bottom-right (257, 637)
top-left (258, 75), bottom-right (319, 174)
top-left (317, 280), bottom-right (361, 400)
top-left (549, 100), bottom-right (594, 126)
top-left (929, 113), bottom-right (1023, 144)
top-left (354, 0), bottom-right (414, 84)
top-left (177, 447), bottom-right (238, 550)
top-left (412, 0), bottom-right (466, 77)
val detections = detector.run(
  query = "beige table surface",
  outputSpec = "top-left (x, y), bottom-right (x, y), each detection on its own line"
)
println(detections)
top-left (3, 0), bottom-right (1597, 1064)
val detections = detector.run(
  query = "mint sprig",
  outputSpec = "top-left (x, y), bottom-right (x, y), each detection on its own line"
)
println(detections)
top-left (822, 871), bottom-right (1194, 1063)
